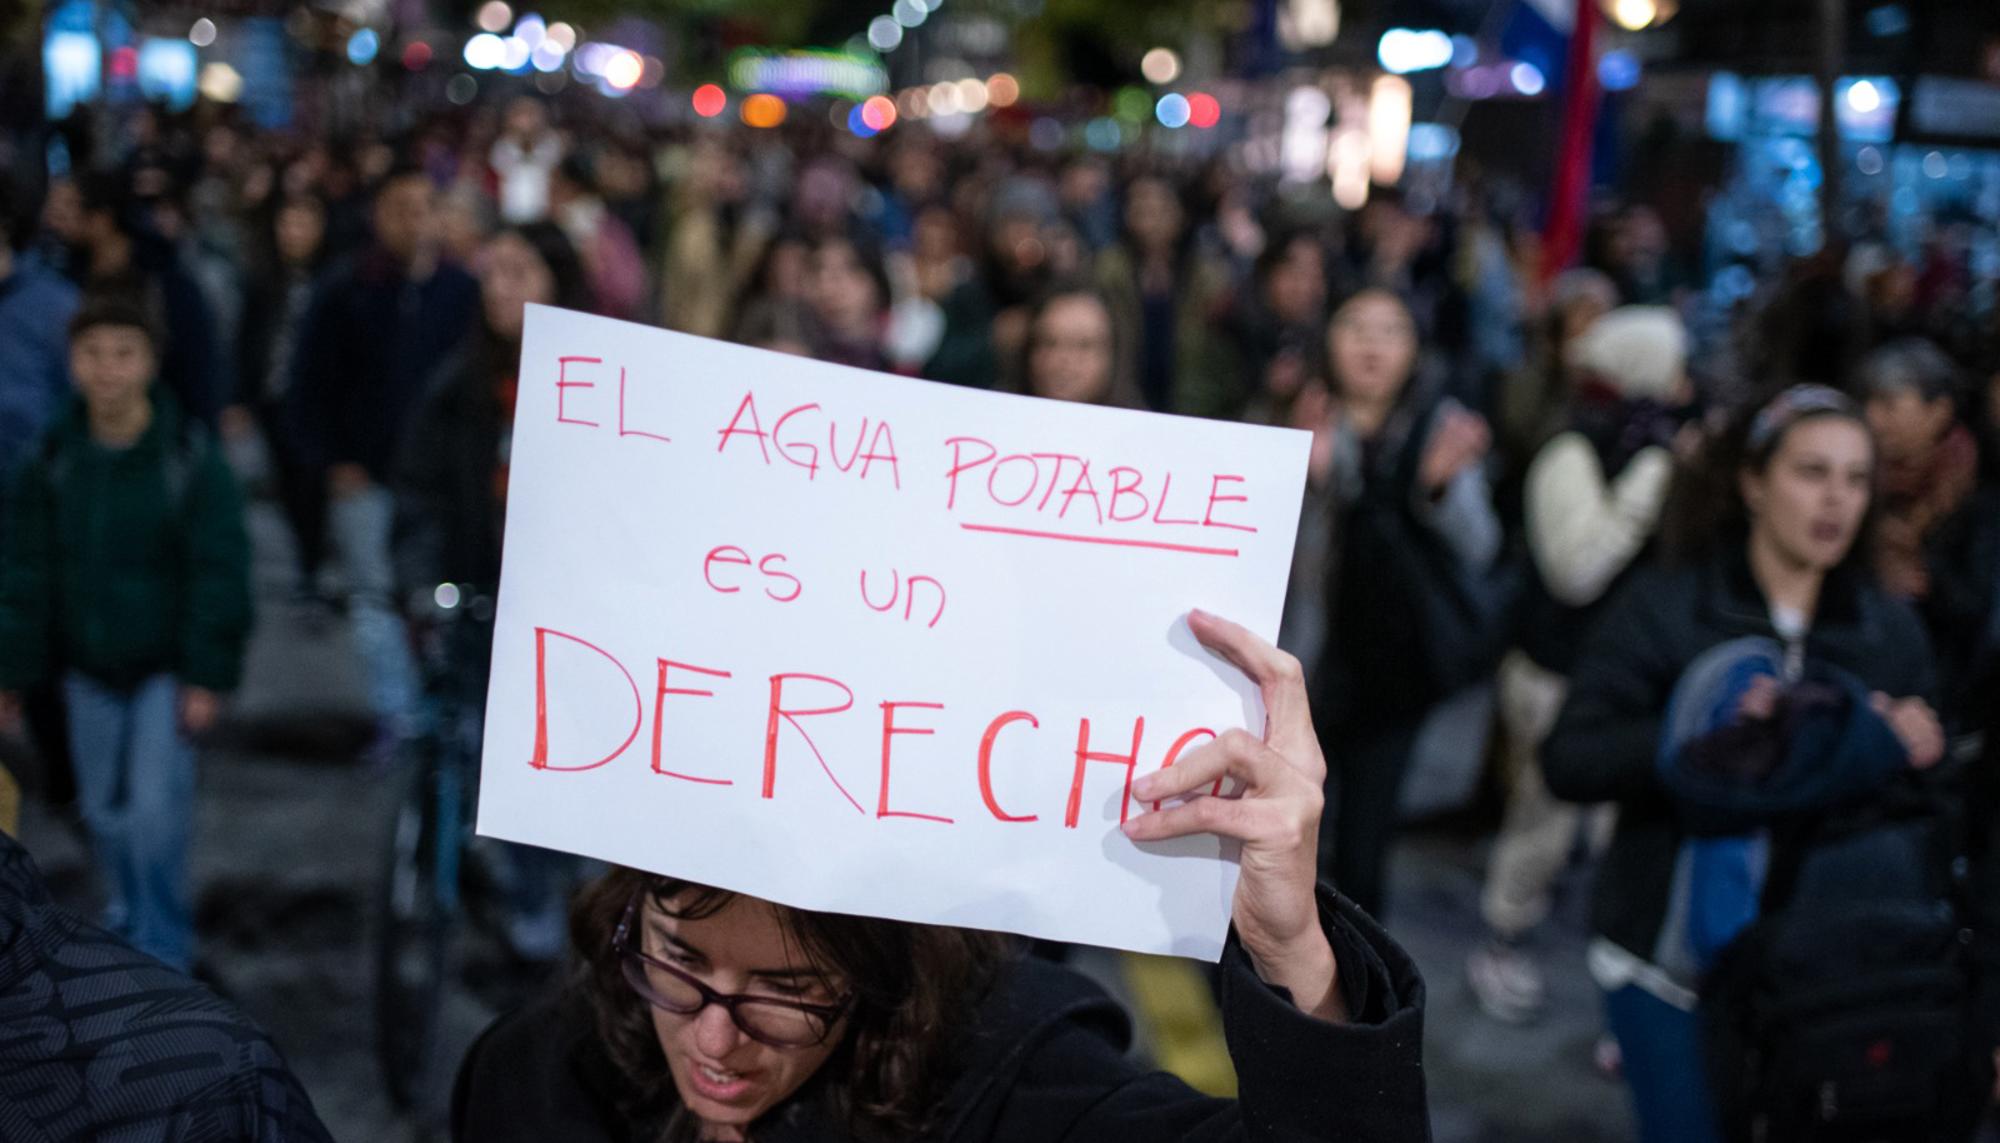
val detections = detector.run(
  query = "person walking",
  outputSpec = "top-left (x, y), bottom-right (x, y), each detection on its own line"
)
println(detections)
top-left (0, 299), bottom-right (252, 971)
top-left (1467, 306), bottom-right (1693, 1023)
top-left (1543, 386), bottom-right (1944, 1142)
top-left (285, 164), bottom-right (479, 756)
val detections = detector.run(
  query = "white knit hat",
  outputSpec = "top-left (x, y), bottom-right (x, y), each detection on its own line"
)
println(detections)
top-left (1568, 305), bottom-right (1689, 402)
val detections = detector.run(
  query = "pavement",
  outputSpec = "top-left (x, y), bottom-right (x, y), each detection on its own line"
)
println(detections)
top-left (14, 501), bottom-right (1639, 1142)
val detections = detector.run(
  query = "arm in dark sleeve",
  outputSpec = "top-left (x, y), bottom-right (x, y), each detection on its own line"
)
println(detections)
top-left (178, 445), bottom-right (253, 690)
top-left (1922, 492), bottom-right (2000, 650)
top-left (1875, 594), bottom-right (1939, 710)
top-left (1543, 569), bottom-right (1679, 807)
top-left (162, 270), bottom-right (226, 425)
top-left (0, 464), bottom-right (56, 690)
top-left (996, 886), bottom-right (1430, 1143)
top-left (282, 283), bottom-right (337, 472)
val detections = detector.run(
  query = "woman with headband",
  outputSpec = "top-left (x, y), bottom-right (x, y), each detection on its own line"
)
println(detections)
top-left (1542, 385), bottom-right (1954, 1142)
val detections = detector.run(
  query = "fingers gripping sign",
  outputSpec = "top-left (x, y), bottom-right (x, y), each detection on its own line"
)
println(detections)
top-left (1124, 609), bottom-right (1346, 1023)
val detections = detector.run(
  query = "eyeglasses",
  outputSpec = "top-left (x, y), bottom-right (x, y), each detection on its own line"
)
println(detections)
top-left (613, 895), bottom-right (852, 1048)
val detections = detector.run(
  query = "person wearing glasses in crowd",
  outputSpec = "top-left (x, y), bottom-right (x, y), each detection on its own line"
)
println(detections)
top-left (451, 611), bottom-right (1429, 1143)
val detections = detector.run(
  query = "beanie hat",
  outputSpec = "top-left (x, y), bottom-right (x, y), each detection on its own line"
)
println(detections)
top-left (1569, 305), bottom-right (1689, 403)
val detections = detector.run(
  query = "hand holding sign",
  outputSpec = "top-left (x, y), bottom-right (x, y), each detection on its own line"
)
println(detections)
top-left (1128, 610), bottom-right (1344, 1021)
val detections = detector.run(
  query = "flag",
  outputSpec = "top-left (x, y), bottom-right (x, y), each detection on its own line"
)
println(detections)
top-left (1541, 0), bottom-right (1599, 283)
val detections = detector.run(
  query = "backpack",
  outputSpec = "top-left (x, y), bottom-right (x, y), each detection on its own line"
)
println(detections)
top-left (1699, 777), bottom-right (1992, 1143)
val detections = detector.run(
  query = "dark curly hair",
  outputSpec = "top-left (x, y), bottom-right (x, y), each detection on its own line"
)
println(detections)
top-left (1659, 384), bottom-right (1878, 572)
top-left (570, 866), bottom-right (1011, 1142)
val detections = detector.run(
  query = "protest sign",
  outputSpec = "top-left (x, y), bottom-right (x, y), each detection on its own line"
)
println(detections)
top-left (476, 304), bottom-right (1311, 958)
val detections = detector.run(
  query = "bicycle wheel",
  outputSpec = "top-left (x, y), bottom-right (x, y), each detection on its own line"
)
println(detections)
top-left (372, 740), bottom-right (455, 1112)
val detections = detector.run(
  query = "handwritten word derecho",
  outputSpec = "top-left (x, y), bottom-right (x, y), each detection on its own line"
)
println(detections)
top-left (527, 354), bottom-right (1251, 826)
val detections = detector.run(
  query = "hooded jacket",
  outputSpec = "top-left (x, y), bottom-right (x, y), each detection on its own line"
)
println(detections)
top-left (451, 886), bottom-right (1431, 1143)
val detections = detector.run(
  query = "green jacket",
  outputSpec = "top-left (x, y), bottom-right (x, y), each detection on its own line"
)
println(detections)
top-left (0, 390), bottom-right (252, 691)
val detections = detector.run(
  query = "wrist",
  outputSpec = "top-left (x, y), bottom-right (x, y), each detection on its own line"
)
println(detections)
top-left (1244, 930), bottom-right (1347, 1024)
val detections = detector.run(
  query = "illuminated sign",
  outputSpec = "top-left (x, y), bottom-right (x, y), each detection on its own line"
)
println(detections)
top-left (727, 48), bottom-right (886, 99)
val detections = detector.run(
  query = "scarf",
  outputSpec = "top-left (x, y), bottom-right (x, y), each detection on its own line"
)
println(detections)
top-left (1875, 423), bottom-right (1978, 597)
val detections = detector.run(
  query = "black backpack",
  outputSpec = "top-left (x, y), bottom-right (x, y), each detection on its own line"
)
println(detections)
top-left (1700, 777), bottom-right (1992, 1143)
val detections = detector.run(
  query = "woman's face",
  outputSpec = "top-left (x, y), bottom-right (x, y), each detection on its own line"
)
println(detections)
top-left (1264, 239), bottom-right (1326, 326)
top-left (439, 193), bottom-right (492, 263)
top-left (765, 240), bottom-right (809, 301)
top-left (478, 232), bottom-right (555, 342)
top-left (1864, 387), bottom-right (1952, 464)
top-left (1125, 178), bottom-right (1183, 253)
top-left (1741, 417), bottom-right (1874, 573)
top-left (1029, 294), bottom-right (1115, 404)
top-left (913, 207), bottom-right (959, 262)
top-left (1328, 293), bottom-right (1418, 408)
top-left (274, 201), bottom-right (326, 266)
top-left (807, 241), bottom-right (882, 334)
top-left (642, 893), bottom-right (848, 1139)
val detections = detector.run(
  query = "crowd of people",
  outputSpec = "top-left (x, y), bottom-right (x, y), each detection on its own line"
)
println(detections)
top-left (1, 88), bottom-right (1999, 1141)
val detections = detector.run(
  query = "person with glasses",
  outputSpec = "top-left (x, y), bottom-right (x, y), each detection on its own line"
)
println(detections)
top-left (450, 611), bottom-right (1429, 1143)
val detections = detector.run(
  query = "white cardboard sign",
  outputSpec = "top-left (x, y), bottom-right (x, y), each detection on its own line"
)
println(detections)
top-left (476, 305), bottom-right (1311, 958)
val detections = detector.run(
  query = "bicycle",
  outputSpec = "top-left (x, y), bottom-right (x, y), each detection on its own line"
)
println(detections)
top-left (372, 582), bottom-right (494, 1116)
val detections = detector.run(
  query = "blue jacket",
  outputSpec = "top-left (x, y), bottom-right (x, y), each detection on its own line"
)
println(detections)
top-left (0, 262), bottom-right (80, 488)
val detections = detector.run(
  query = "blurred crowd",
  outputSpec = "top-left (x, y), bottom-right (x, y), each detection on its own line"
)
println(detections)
top-left (2, 91), bottom-right (2000, 1141)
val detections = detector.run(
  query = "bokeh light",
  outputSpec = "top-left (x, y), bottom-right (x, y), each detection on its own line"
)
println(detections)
top-left (691, 83), bottom-right (726, 117)
top-left (861, 95), bottom-right (897, 131)
top-left (475, 1), bottom-right (513, 33)
top-left (601, 49), bottom-right (643, 90)
top-left (463, 33), bottom-right (504, 70)
top-left (1155, 92), bottom-right (1191, 128)
top-left (986, 73), bottom-right (1019, 108)
top-left (868, 16), bottom-right (904, 51)
top-left (1141, 47), bottom-right (1180, 85)
top-left (1187, 91), bottom-right (1221, 129)
top-left (742, 93), bottom-right (787, 128)
top-left (955, 77), bottom-right (988, 113)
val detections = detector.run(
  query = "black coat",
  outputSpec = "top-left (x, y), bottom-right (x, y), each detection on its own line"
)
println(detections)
top-left (1913, 483), bottom-right (2000, 732)
top-left (1542, 547), bottom-right (1937, 962)
top-left (283, 248), bottom-right (479, 479)
top-left (451, 888), bottom-right (1431, 1143)
top-left (391, 339), bottom-right (508, 599)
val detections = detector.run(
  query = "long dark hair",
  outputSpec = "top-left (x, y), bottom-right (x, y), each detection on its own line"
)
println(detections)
top-left (492, 220), bottom-right (594, 320)
top-left (571, 867), bottom-right (1010, 1142)
top-left (1013, 280), bottom-right (1144, 408)
top-left (1660, 385), bottom-right (1878, 570)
